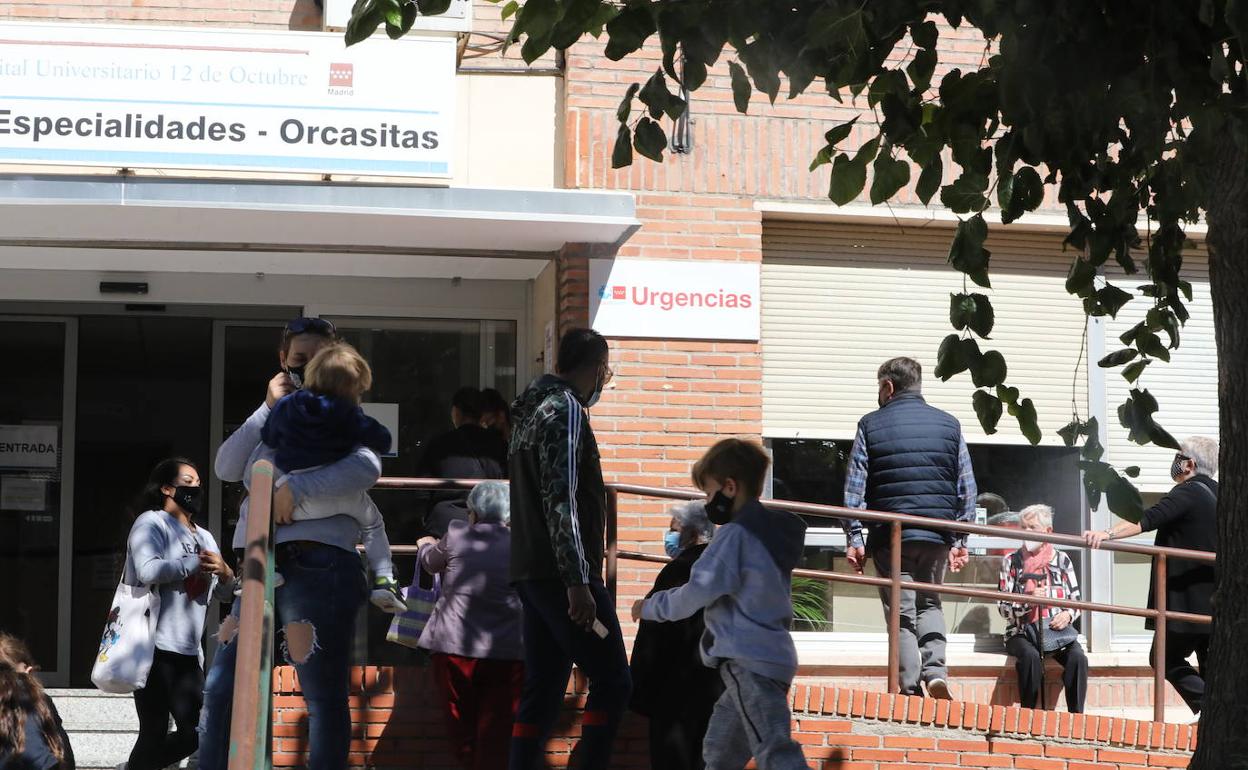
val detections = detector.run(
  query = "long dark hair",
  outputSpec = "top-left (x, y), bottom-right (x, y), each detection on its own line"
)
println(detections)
top-left (0, 634), bottom-right (67, 765)
top-left (133, 457), bottom-right (200, 516)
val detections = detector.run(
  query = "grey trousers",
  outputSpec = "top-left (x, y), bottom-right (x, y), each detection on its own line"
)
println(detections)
top-left (873, 541), bottom-right (949, 695)
top-left (702, 661), bottom-right (810, 770)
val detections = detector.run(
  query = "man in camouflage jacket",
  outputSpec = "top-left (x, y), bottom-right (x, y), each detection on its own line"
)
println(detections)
top-left (507, 328), bottom-right (632, 770)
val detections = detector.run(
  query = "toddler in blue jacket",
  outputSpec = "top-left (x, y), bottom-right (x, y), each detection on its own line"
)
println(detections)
top-left (262, 341), bottom-right (403, 612)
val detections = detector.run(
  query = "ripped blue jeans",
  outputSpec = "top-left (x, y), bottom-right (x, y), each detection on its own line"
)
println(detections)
top-left (198, 543), bottom-right (367, 770)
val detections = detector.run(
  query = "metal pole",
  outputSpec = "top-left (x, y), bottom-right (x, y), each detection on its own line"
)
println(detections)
top-left (228, 461), bottom-right (275, 770)
top-left (606, 488), bottom-right (619, 599)
top-left (1153, 554), bottom-right (1168, 724)
top-left (888, 522), bottom-right (902, 694)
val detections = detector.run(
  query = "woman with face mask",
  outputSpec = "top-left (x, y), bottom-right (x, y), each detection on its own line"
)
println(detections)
top-left (998, 504), bottom-right (1087, 713)
top-left (121, 458), bottom-right (234, 770)
top-left (628, 502), bottom-right (722, 770)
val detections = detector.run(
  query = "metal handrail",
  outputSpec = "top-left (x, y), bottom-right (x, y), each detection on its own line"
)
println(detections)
top-left (235, 474), bottom-right (1212, 734)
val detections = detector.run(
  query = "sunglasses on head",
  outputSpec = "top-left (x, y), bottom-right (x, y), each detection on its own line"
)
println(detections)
top-left (285, 317), bottom-right (336, 336)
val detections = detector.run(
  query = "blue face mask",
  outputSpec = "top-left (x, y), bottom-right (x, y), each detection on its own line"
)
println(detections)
top-left (663, 531), bottom-right (682, 558)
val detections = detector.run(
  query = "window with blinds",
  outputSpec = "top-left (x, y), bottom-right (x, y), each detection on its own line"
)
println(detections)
top-left (761, 218), bottom-right (1089, 445)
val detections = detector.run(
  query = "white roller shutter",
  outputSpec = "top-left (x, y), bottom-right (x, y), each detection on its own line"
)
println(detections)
top-left (1104, 252), bottom-right (1218, 492)
top-left (761, 219), bottom-right (1088, 444)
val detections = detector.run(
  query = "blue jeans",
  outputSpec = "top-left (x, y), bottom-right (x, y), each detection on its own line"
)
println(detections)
top-left (198, 543), bottom-right (367, 770)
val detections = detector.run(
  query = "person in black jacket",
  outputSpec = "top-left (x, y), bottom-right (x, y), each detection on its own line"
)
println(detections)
top-left (508, 328), bottom-right (631, 770)
top-left (1084, 435), bottom-right (1219, 713)
top-left (417, 387), bottom-right (508, 537)
top-left (630, 502), bottom-right (722, 770)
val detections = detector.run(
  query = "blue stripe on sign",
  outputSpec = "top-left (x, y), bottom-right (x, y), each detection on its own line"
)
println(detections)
top-left (0, 94), bottom-right (441, 116)
top-left (0, 147), bottom-right (449, 174)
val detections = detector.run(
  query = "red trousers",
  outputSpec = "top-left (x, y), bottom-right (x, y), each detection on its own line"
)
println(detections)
top-left (429, 653), bottom-right (524, 770)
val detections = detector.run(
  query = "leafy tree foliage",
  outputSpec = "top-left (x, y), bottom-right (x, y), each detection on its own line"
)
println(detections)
top-left (354, 3), bottom-right (1248, 760)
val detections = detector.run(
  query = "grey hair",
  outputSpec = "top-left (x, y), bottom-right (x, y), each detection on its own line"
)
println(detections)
top-left (1180, 436), bottom-right (1218, 477)
top-left (672, 501), bottom-right (715, 541)
top-left (1018, 504), bottom-right (1053, 529)
top-left (467, 481), bottom-right (510, 524)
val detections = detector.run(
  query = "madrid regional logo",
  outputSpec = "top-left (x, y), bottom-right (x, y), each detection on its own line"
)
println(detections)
top-left (328, 63), bottom-right (354, 96)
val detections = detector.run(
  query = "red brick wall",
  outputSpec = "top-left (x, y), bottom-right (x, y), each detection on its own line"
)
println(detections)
top-left (272, 667), bottom-right (1195, 769)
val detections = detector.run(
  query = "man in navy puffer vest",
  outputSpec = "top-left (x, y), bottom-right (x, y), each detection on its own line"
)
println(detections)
top-left (841, 357), bottom-right (977, 699)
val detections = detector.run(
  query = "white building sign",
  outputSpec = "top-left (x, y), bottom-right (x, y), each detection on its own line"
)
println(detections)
top-left (590, 258), bottom-right (761, 341)
top-left (0, 425), bottom-right (59, 469)
top-left (0, 23), bottom-right (455, 177)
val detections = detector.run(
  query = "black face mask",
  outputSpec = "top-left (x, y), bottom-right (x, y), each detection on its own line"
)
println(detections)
top-left (285, 364), bottom-right (306, 390)
top-left (169, 485), bottom-right (204, 517)
top-left (1171, 457), bottom-right (1190, 482)
top-left (706, 490), bottom-right (735, 525)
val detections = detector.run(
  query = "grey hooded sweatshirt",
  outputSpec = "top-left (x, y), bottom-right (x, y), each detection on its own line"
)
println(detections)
top-left (641, 499), bottom-right (807, 684)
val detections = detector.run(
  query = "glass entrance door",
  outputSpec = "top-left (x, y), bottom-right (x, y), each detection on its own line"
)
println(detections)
top-left (0, 317), bottom-right (75, 684)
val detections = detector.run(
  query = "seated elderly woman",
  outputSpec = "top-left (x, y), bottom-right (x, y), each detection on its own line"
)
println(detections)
top-left (997, 504), bottom-right (1087, 713)
top-left (416, 481), bottom-right (523, 770)
top-left (629, 501), bottom-right (723, 770)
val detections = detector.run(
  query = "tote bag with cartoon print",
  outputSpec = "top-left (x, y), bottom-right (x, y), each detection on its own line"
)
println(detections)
top-left (90, 549), bottom-right (161, 693)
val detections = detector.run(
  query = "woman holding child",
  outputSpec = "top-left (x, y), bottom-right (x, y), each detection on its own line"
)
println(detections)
top-left (199, 318), bottom-right (399, 770)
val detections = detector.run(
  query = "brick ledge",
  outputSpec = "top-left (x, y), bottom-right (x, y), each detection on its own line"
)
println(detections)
top-left (793, 684), bottom-right (1198, 754)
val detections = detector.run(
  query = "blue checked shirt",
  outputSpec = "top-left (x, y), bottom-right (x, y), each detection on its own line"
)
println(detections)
top-left (841, 426), bottom-right (977, 550)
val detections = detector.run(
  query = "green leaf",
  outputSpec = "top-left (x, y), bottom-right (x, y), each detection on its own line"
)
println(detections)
top-left (1124, 466), bottom-right (1141, 478)
top-left (1057, 420), bottom-right (1081, 447)
top-left (828, 152), bottom-right (867, 205)
top-left (604, 4), bottom-right (655, 61)
top-left (1095, 284), bottom-right (1135, 318)
top-left (611, 123), bottom-right (633, 168)
top-left (911, 19), bottom-right (938, 49)
top-left (515, 0), bottom-right (559, 39)
top-left (500, 0), bottom-right (519, 20)
top-left (639, 70), bottom-right (672, 120)
top-left (970, 349), bottom-right (1007, 388)
top-left (633, 117), bottom-right (667, 162)
top-left (416, 0), bottom-right (450, 13)
top-left (1065, 258), bottom-right (1097, 296)
top-left (1012, 398), bottom-right (1041, 445)
top-left (728, 61), bottom-right (751, 113)
top-left (1121, 359), bottom-right (1150, 383)
top-left (550, 0), bottom-right (603, 49)
top-left (1137, 332), bottom-right (1171, 362)
top-left (1117, 388), bottom-right (1179, 448)
top-left (973, 391), bottom-right (1003, 434)
top-left (869, 152), bottom-right (911, 205)
top-left (616, 82), bottom-right (639, 123)
top-left (935, 333), bottom-right (968, 380)
top-left (345, 0), bottom-right (383, 45)
top-left (1106, 477), bottom-right (1145, 522)
top-left (948, 214), bottom-right (992, 288)
top-left (940, 172), bottom-right (989, 214)
top-left (1003, 166), bottom-right (1044, 225)
top-left (906, 48), bottom-right (936, 93)
top-left (809, 147), bottom-right (833, 172)
top-left (996, 384), bottom-right (1020, 405)
top-left (824, 118), bottom-right (858, 148)
top-left (1098, 349), bottom-right (1138, 368)
top-left (949, 293), bottom-right (994, 338)
top-left (915, 155), bottom-right (943, 205)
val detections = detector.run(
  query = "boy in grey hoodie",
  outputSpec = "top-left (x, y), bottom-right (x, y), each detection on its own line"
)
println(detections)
top-left (632, 439), bottom-right (811, 770)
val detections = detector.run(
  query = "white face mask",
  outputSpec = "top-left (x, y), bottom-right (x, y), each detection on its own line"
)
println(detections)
top-left (1022, 539), bottom-right (1043, 553)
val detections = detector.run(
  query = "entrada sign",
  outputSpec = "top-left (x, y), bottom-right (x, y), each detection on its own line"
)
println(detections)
top-left (0, 23), bottom-right (455, 177)
top-left (589, 258), bottom-right (761, 341)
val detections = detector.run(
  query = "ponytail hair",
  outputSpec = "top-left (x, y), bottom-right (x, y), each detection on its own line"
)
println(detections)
top-left (0, 634), bottom-right (68, 765)
top-left (132, 457), bottom-right (200, 517)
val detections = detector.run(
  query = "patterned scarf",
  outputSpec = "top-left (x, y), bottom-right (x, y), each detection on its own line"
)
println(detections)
top-left (1021, 543), bottom-right (1054, 625)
